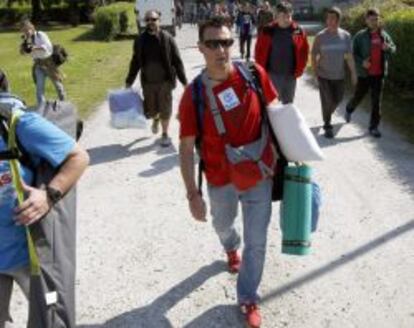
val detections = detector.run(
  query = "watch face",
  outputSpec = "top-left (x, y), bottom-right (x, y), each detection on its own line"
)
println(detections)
top-left (47, 187), bottom-right (63, 204)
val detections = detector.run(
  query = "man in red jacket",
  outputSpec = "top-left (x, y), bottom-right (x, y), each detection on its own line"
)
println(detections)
top-left (255, 1), bottom-right (309, 104)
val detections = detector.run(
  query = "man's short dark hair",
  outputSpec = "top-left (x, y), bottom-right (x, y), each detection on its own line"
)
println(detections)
top-left (276, 1), bottom-right (293, 15)
top-left (365, 8), bottom-right (380, 18)
top-left (0, 69), bottom-right (9, 92)
top-left (327, 7), bottom-right (342, 20)
top-left (198, 16), bottom-right (230, 42)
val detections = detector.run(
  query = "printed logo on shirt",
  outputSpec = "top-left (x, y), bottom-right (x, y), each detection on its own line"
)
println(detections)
top-left (371, 37), bottom-right (382, 46)
top-left (218, 88), bottom-right (241, 111)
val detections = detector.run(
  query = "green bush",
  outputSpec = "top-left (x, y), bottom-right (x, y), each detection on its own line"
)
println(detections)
top-left (342, 0), bottom-right (411, 34)
top-left (0, 7), bottom-right (31, 25)
top-left (94, 7), bottom-right (120, 41)
top-left (93, 2), bottom-right (135, 41)
top-left (385, 9), bottom-right (414, 87)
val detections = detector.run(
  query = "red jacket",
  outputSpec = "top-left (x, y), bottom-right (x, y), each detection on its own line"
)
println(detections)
top-left (255, 21), bottom-right (309, 78)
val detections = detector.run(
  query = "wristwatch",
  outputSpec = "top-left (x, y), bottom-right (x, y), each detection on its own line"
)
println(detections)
top-left (46, 186), bottom-right (63, 205)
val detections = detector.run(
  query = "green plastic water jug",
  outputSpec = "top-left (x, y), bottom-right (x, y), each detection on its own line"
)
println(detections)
top-left (281, 164), bottom-right (313, 255)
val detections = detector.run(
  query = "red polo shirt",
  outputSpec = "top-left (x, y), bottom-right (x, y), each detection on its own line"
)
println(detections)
top-left (369, 31), bottom-right (383, 76)
top-left (179, 63), bottom-right (278, 187)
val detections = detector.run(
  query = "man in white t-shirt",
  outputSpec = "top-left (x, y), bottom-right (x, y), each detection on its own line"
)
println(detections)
top-left (20, 20), bottom-right (65, 106)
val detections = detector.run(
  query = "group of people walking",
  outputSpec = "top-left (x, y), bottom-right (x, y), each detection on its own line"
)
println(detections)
top-left (0, 1), bottom-right (396, 328)
top-left (176, 3), bottom-right (395, 328)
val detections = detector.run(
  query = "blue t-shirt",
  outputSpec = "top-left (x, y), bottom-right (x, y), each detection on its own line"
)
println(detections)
top-left (0, 93), bottom-right (75, 272)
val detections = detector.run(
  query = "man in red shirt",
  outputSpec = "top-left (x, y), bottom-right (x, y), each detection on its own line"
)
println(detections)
top-left (179, 17), bottom-right (278, 328)
top-left (345, 8), bottom-right (396, 138)
top-left (255, 1), bottom-right (309, 104)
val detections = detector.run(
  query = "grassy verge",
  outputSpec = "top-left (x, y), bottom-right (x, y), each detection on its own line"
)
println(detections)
top-left (381, 89), bottom-right (414, 143)
top-left (0, 24), bottom-right (135, 118)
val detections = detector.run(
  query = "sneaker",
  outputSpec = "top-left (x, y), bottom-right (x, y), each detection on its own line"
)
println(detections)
top-left (226, 250), bottom-right (241, 274)
top-left (160, 134), bottom-right (171, 147)
top-left (324, 128), bottom-right (334, 139)
top-left (241, 304), bottom-right (262, 328)
top-left (151, 119), bottom-right (160, 135)
top-left (369, 128), bottom-right (382, 138)
top-left (345, 111), bottom-right (352, 123)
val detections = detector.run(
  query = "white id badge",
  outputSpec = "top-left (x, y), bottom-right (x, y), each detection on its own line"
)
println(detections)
top-left (45, 291), bottom-right (58, 305)
top-left (218, 88), bottom-right (241, 111)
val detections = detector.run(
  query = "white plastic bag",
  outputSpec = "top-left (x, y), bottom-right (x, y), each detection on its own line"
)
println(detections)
top-left (267, 103), bottom-right (325, 162)
top-left (108, 88), bottom-right (147, 129)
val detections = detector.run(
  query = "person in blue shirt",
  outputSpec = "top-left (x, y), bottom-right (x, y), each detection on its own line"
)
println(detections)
top-left (0, 69), bottom-right (89, 328)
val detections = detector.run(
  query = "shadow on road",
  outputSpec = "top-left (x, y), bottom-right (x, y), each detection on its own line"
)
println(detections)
top-left (261, 219), bottom-right (414, 304)
top-left (87, 138), bottom-right (156, 166)
top-left (311, 124), bottom-right (366, 147)
top-left (75, 220), bottom-right (414, 327)
top-left (138, 145), bottom-right (179, 177)
top-left (138, 153), bottom-right (179, 178)
top-left (77, 261), bottom-right (244, 328)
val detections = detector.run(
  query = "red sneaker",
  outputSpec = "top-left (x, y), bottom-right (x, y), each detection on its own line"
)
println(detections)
top-left (226, 250), bottom-right (241, 274)
top-left (241, 304), bottom-right (262, 328)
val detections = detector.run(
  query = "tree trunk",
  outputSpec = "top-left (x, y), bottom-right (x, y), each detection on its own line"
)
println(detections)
top-left (31, 0), bottom-right (42, 23)
top-left (69, 0), bottom-right (80, 26)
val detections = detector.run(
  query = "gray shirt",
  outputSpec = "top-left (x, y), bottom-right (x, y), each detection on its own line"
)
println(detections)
top-left (312, 28), bottom-right (352, 80)
top-left (268, 26), bottom-right (295, 76)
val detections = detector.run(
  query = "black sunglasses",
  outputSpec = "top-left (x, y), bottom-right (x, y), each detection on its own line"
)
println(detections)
top-left (145, 17), bottom-right (159, 22)
top-left (203, 39), bottom-right (234, 50)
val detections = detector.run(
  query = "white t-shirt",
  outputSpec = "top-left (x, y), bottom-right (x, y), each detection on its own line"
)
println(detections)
top-left (31, 31), bottom-right (53, 60)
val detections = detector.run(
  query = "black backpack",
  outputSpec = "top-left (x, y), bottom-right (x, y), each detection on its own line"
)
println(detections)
top-left (51, 44), bottom-right (68, 66)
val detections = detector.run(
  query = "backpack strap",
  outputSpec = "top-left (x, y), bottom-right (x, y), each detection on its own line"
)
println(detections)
top-left (201, 72), bottom-right (227, 136)
top-left (0, 103), bottom-right (19, 161)
top-left (191, 74), bottom-right (206, 194)
top-left (234, 61), bottom-right (259, 93)
top-left (192, 74), bottom-right (205, 148)
top-left (0, 102), bottom-right (35, 169)
top-left (5, 110), bottom-right (42, 276)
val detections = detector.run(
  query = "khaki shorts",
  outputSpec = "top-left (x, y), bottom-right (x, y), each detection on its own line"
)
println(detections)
top-left (142, 81), bottom-right (173, 121)
top-left (0, 266), bottom-right (30, 327)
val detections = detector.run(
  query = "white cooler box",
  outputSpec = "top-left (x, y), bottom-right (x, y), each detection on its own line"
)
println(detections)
top-left (108, 88), bottom-right (147, 129)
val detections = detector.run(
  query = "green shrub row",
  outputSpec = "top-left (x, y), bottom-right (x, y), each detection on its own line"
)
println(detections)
top-left (342, 0), bottom-right (409, 34)
top-left (0, 6), bottom-right (31, 25)
top-left (385, 10), bottom-right (414, 87)
top-left (93, 2), bottom-right (136, 41)
top-left (0, 4), bottom-right (95, 26)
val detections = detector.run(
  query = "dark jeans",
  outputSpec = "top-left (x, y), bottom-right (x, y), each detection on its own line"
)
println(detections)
top-left (346, 76), bottom-right (384, 130)
top-left (318, 77), bottom-right (345, 129)
top-left (270, 74), bottom-right (297, 104)
top-left (239, 34), bottom-right (252, 60)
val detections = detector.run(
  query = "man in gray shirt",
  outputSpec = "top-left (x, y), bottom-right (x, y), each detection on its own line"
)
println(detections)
top-left (312, 7), bottom-right (357, 138)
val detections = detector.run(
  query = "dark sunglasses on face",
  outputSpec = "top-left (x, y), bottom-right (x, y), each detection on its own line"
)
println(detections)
top-left (145, 17), bottom-right (159, 22)
top-left (203, 39), bottom-right (234, 50)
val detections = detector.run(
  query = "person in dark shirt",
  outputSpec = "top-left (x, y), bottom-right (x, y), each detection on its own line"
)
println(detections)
top-left (257, 1), bottom-right (274, 32)
top-left (236, 3), bottom-right (256, 61)
top-left (126, 10), bottom-right (188, 147)
top-left (345, 8), bottom-right (396, 138)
